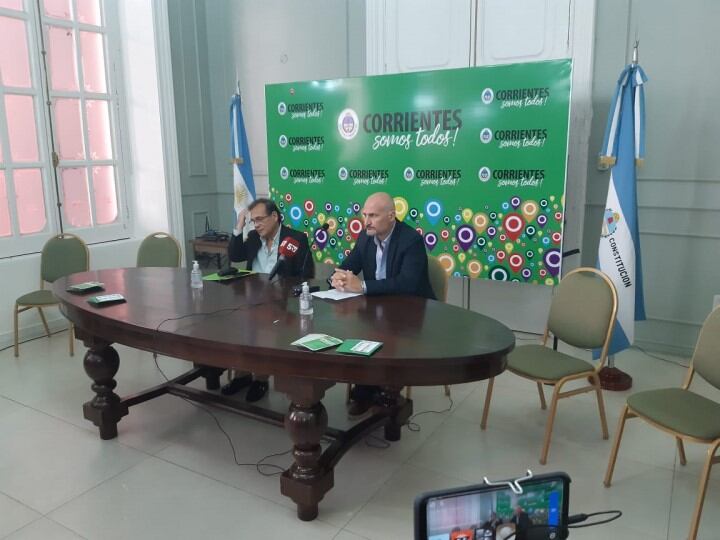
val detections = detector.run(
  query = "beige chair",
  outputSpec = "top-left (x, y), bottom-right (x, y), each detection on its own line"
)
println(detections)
top-left (481, 267), bottom-right (618, 464)
top-left (14, 233), bottom-right (89, 357)
top-left (604, 306), bottom-right (720, 540)
top-left (405, 255), bottom-right (451, 400)
top-left (137, 232), bottom-right (182, 267)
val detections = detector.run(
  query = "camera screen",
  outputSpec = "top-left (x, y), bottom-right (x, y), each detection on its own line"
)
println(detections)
top-left (424, 478), bottom-right (565, 540)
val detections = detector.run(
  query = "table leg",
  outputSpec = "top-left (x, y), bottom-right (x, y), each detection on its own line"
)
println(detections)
top-left (82, 344), bottom-right (128, 440)
top-left (378, 385), bottom-right (411, 442)
top-left (275, 377), bottom-right (334, 521)
top-left (196, 365), bottom-right (224, 390)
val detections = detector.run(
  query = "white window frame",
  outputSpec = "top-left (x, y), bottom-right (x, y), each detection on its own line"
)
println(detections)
top-left (0, 0), bottom-right (130, 258)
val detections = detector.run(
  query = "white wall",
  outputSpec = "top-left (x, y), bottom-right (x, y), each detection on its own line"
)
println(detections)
top-left (229, 0), bottom-right (362, 198)
top-left (1, 0), bottom-right (174, 350)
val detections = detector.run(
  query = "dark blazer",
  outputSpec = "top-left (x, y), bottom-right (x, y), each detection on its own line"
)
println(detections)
top-left (228, 224), bottom-right (314, 279)
top-left (340, 219), bottom-right (435, 299)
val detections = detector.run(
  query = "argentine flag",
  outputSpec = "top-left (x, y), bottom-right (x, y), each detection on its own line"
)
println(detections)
top-left (230, 93), bottom-right (256, 219)
top-left (597, 64), bottom-right (647, 355)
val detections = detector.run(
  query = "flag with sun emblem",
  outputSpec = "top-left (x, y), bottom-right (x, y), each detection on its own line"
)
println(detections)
top-left (230, 92), bottom-right (256, 219)
top-left (597, 62), bottom-right (647, 355)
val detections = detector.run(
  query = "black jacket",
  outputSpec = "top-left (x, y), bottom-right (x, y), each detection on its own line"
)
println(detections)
top-left (340, 220), bottom-right (435, 299)
top-left (228, 224), bottom-right (314, 279)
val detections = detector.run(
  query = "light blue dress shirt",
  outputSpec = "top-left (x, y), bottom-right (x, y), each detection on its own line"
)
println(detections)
top-left (252, 227), bottom-right (281, 273)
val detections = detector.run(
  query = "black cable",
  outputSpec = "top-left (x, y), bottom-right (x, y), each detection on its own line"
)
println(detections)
top-left (567, 510), bottom-right (622, 528)
top-left (500, 509), bottom-right (622, 539)
top-left (406, 395), bottom-right (454, 432)
top-left (152, 354), bottom-right (291, 477)
top-left (0, 328), bottom-right (68, 354)
top-left (633, 345), bottom-right (689, 368)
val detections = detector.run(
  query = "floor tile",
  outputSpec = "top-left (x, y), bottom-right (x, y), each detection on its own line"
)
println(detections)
top-left (344, 463), bottom-right (466, 540)
top-left (49, 457), bottom-right (339, 540)
top-left (4, 518), bottom-right (85, 540)
top-left (0, 492), bottom-right (40, 538)
top-left (0, 407), bottom-right (147, 514)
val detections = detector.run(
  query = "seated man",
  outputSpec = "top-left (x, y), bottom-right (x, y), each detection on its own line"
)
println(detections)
top-left (331, 191), bottom-right (434, 415)
top-left (222, 198), bottom-right (314, 401)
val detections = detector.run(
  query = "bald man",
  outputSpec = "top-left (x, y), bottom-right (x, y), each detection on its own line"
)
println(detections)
top-left (331, 192), bottom-right (435, 415)
top-left (331, 192), bottom-right (435, 298)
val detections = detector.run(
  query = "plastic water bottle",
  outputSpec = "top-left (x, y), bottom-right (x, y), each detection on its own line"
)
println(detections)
top-left (190, 260), bottom-right (203, 289)
top-left (299, 281), bottom-right (313, 315)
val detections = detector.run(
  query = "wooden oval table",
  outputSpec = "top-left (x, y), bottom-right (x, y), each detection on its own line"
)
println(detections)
top-left (55, 268), bottom-right (515, 521)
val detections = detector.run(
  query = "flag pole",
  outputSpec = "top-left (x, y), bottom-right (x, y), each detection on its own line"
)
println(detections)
top-left (606, 40), bottom-right (638, 379)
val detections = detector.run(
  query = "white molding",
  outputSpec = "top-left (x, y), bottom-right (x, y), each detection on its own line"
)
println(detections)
top-left (152, 0), bottom-right (186, 262)
top-left (365, 0), bottom-right (385, 75)
top-left (562, 0), bottom-right (597, 272)
top-left (187, 0), bottom-right (208, 178)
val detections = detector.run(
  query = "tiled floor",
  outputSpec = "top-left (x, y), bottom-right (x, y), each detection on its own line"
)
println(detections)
top-left (1, 332), bottom-right (718, 539)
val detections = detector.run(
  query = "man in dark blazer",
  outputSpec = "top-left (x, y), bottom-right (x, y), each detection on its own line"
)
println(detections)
top-left (222, 198), bottom-right (314, 401)
top-left (331, 192), bottom-right (434, 414)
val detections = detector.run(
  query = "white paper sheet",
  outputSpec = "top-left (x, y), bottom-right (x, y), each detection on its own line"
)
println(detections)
top-left (311, 290), bottom-right (362, 301)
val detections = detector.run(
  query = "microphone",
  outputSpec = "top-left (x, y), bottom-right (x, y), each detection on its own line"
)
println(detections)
top-left (268, 237), bottom-right (300, 281)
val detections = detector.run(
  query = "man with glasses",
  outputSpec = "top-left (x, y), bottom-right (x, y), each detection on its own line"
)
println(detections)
top-left (222, 198), bottom-right (314, 401)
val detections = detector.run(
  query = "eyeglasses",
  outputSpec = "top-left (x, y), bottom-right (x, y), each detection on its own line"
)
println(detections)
top-left (249, 215), bottom-right (271, 225)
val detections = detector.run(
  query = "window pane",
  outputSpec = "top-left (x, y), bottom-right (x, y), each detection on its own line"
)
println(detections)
top-left (86, 99), bottom-right (112, 159)
top-left (77, 0), bottom-right (101, 25)
top-left (47, 26), bottom-right (78, 91)
top-left (80, 31), bottom-right (106, 93)
top-left (14, 168), bottom-right (46, 234)
top-left (5, 95), bottom-right (39, 162)
top-left (61, 167), bottom-right (91, 227)
top-left (43, 0), bottom-right (71, 19)
top-left (0, 17), bottom-right (32, 88)
top-left (0, 0), bottom-right (24, 11)
top-left (0, 171), bottom-right (11, 237)
top-left (91, 166), bottom-right (116, 224)
top-left (54, 98), bottom-right (85, 160)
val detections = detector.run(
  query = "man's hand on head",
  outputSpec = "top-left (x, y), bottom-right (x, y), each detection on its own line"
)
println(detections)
top-left (235, 209), bottom-right (247, 231)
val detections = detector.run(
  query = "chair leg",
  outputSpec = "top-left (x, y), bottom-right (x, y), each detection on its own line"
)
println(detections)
top-left (592, 374), bottom-right (609, 439)
top-left (677, 437), bottom-right (687, 466)
top-left (688, 441), bottom-right (720, 540)
top-left (604, 404), bottom-right (630, 487)
top-left (345, 383), bottom-right (352, 404)
top-left (480, 377), bottom-right (494, 430)
top-left (13, 303), bottom-right (20, 358)
top-left (540, 384), bottom-right (561, 465)
top-left (68, 323), bottom-right (74, 356)
top-left (536, 382), bottom-right (547, 410)
top-left (406, 386), bottom-right (413, 400)
top-left (443, 385), bottom-right (451, 397)
top-left (37, 307), bottom-right (51, 337)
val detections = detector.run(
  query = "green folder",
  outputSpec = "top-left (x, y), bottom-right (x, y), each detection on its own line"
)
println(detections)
top-left (66, 281), bottom-right (104, 293)
top-left (335, 339), bottom-right (383, 356)
top-left (202, 270), bottom-right (253, 281)
top-left (291, 334), bottom-right (343, 351)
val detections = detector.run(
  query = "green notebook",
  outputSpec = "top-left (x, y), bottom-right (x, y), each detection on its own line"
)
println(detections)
top-left (335, 339), bottom-right (383, 356)
top-left (87, 293), bottom-right (126, 306)
top-left (202, 270), bottom-right (253, 281)
top-left (291, 334), bottom-right (343, 352)
top-left (67, 281), bottom-right (104, 293)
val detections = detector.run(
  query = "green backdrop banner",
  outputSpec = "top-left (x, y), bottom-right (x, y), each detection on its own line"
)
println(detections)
top-left (266, 59), bottom-right (571, 285)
